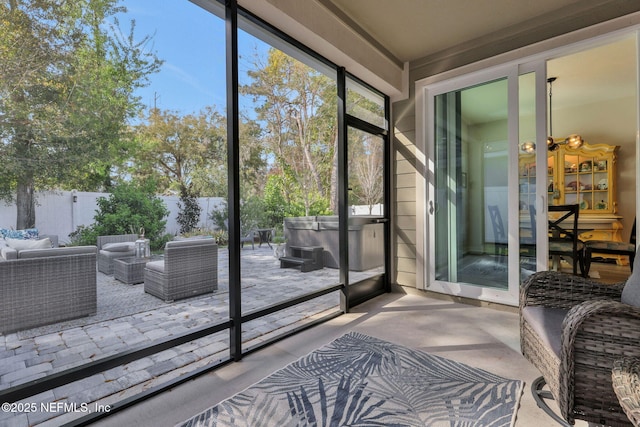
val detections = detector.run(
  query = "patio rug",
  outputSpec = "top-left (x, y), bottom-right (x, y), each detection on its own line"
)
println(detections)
top-left (177, 332), bottom-right (523, 427)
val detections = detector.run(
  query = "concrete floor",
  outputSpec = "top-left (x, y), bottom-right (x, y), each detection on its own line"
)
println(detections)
top-left (91, 287), bottom-right (589, 427)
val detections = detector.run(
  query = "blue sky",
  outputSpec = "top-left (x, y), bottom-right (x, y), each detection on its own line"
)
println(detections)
top-left (118, 0), bottom-right (268, 116)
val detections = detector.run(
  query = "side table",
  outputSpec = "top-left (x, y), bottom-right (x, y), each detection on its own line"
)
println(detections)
top-left (113, 257), bottom-right (152, 285)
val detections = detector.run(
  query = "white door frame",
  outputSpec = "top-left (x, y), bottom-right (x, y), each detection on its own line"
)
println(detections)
top-left (415, 26), bottom-right (640, 306)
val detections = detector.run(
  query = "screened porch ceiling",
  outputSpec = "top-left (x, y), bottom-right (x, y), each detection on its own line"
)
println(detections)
top-left (239, 0), bottom-right (640, 117)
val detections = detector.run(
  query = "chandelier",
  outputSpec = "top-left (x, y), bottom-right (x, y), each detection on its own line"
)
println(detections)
top-left (547, 77), bottom-right (583, 151)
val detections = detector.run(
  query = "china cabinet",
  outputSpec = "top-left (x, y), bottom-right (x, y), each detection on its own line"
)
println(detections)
top-left (519, 141), bottom-right (625, 263)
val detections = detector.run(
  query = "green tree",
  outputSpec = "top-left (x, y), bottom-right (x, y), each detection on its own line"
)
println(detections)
top-left (242, 48), bottom-right (337, 215)
top-left (131, 107), bottom-right (265, 198)
top-left (132, 107), bottom-right (225, 195)
top-left (0, 0), bottom-right (161, 228)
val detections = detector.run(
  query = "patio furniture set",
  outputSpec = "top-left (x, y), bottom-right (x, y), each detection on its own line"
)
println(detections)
top-left (98, 234), bottom-right (218, 301)
top-left (0, 230), bottom-right (218, 334)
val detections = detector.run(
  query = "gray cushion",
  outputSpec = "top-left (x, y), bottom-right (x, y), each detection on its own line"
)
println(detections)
top-left (165, 238), bottom-right (214, 249)
top-left (622, 247), bottom-right (640, 307)
top-left (99, 249), bottom-right (135, 258)
top-left (19, 246), bottom-right (97, 259)
top-left (522, 306), bottom-right (569, 357)
top-left (102, 242), bottom-right (136, 252)
top-left (145, 260), bottom-right (165, 273)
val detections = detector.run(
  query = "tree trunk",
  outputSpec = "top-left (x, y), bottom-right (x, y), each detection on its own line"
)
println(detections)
top-left (16, 177), bottom-right (36, 229)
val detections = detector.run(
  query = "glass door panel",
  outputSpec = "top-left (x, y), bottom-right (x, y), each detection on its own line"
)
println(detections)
top-left (518, 72), bottom-right (538, 278)
top-left (433, 78), bottom-right (509, 290)
top-left (348, 127), bottom-right (385, 282)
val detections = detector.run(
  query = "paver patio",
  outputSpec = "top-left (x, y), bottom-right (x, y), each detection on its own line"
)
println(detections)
top-left (0, 247), bottom-right (380, 426)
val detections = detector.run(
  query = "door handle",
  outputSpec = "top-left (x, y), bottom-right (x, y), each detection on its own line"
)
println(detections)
top-left (429, 201), bottom-right (435, 215)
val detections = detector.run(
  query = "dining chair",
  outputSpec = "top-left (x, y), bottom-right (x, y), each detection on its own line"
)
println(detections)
top-left (487, 205), bottom-right (507, 262)
top-left (548, 204), bottom-right (585, 276)
top-left (584, 218), bottom-right (636, 276)
top-left (518, 204), bottom-right (537, 258)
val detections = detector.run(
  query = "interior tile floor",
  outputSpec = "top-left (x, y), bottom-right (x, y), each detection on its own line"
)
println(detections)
top-left (91, 285), bottom-right (600, 427)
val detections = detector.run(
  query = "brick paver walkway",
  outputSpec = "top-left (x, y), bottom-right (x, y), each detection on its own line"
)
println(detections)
top-left (0, 247), bottom-right (379, 426)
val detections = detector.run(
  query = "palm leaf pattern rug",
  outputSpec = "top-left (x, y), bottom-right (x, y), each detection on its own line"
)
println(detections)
top-left (178, 332), bottom-right (523, 426)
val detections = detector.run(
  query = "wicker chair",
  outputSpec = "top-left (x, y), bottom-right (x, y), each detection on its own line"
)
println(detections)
top-left (612, 357), bottom-right (640, 426)
top-left (144, 238), bottom-right (218, 302)
top-left (97, 234), bottom-right (138, 274)
top-left (521, 269), bottom-right (640, 426)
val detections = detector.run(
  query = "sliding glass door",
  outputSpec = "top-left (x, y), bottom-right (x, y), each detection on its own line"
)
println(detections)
top-left (432, 78), bottom-right (509, 289)
top-left (426, 67), bottom-right (536, 304)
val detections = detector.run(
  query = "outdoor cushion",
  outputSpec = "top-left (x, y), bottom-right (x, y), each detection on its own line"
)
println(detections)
top-left (622, 247), bottom-right (640, 307)
top-left (173, 235), bottom-right (212, 241)
top-left (165, 238), bottom-right (214, 249)
top-left (145, 260), bottom-right (165, 273)
top-left (5, 237), bottom-right (52, 251)
top-left (1, 245), bottom-right (17, 261)
top-left (19, 246), bottom-right (96, 259)
top-left (0, 228), bottom-right (38, 240)
top-left (521, 305), bottom-right (568, 357)
top-left (102, 242), bottom-right (136, 252)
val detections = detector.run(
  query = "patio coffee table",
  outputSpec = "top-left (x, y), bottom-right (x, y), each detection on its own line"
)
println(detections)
top-left (113, 257), bottom-right (154, 285)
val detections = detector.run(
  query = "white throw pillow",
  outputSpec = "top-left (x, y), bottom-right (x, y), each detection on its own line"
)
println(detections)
top-left (5, 237), bottom-right (52, 251)
top-left (102, 242), bottom-right (135, 252)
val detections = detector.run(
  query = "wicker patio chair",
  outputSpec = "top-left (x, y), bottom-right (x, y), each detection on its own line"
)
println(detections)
top-left (144, 238), bottom-right (218, 302)
top-left (97, 234), bottom-right (138, 274)
top-left (612, 357), bottom-right (640, 426)
top-left (520, 267), bottom-right (640, 426)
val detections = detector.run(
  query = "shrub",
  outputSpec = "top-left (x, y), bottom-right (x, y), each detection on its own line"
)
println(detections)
top-left (70, 181), bottom-right (169, 248)
top-left (211, 230), bottom-right (228, 246)
top-left (153, 233), bottom-right (175, 251)
top-left (208, 196), bottom-right (269, 233)
top-left (176, 184), bottom-right (201, 234)
top-left (68, 224), bottom-right (99, 246)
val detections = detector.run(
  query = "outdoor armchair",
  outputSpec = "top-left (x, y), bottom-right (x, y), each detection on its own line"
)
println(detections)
top-left (520, 260), bottom-right (640, 425)
top-left (144, 238), bottom-right (218, 302)
top-left (97, 234), bottom-right (138, 274)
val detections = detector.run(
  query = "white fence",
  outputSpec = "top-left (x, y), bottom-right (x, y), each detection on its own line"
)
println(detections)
top-left (0, 191), bottom-right (382, 245)
top-left (0, 190), bottom-right (226, 245)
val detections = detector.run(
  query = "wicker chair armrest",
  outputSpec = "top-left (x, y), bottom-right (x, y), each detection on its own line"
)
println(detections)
top-left (520, 271), bottom-right (625, 311)
top-left (612, 357), bottom-right (640, 426)
top-left (558, 299), bottom-right (640, 421)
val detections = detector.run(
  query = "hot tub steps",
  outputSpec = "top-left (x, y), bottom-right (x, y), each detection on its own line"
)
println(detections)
top-left (280, 246), bottom-right (324, 272)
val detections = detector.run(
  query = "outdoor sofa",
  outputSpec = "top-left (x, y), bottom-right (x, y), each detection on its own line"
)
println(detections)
top-left (144, 238), bottom-right (218, 302)
top-left (0, 243), bottom-right (97, 334)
